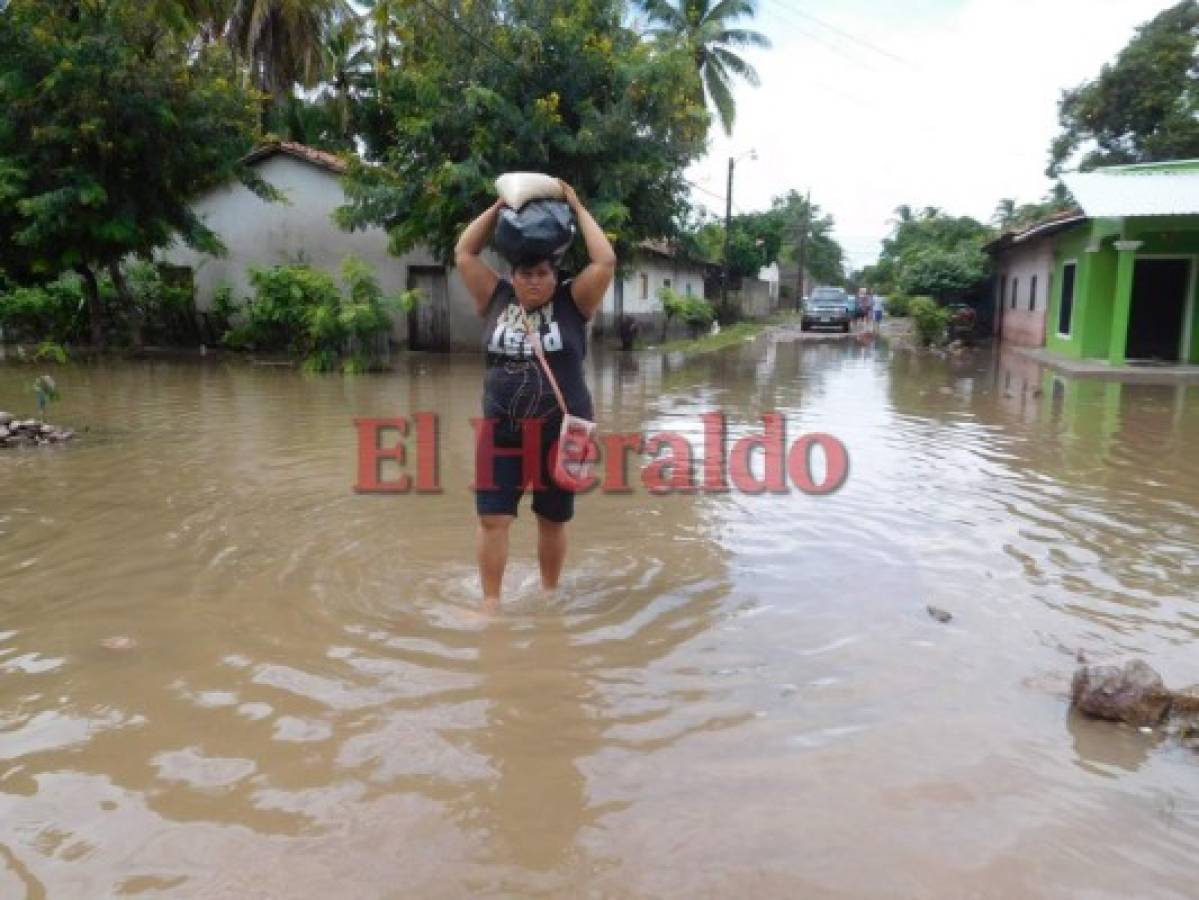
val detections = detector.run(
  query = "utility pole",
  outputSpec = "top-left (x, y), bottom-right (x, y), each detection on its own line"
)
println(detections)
top-left (720, 155), bottom-right (734, 321)
top-left (794, 189), bottom-right (810, 311)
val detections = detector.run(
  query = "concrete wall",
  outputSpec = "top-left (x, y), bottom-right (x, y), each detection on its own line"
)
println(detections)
top-left (994, 238), bottom-right (1053, 348)
top-left (158, 154), bottom-right (491, 350)
top-left (736, 277), bottom-right (774, 319)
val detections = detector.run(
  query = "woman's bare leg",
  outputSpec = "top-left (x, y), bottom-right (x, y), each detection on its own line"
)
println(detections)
top-left (478, 514), bottom-right (514, 610)
top-left (536, 515), bottom-right (567, 590)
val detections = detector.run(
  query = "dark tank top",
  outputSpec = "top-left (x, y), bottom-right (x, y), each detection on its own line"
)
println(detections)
top-left (480, 279), bottom-right (593, 430)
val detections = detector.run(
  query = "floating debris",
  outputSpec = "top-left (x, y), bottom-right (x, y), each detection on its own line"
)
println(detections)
top-left (926, 605), bottom-right (953, 624)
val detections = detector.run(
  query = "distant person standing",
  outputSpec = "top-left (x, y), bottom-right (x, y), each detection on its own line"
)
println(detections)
top-left (872, 295), bottom-right (884, 333)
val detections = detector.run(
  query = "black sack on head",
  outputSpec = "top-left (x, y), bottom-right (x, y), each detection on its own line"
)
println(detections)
top-left (493, 199), bottom-right (577, 267)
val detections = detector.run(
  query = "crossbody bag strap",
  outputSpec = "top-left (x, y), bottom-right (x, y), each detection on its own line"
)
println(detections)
top-left (520, 307), bottom-right (569, 417)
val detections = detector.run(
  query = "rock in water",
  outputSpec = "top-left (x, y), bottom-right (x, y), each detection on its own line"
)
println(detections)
top-left (1071, 659), bottom-right (1173, 727)
top-left (0, 411), bottom-right (11, 426)
top-left (926, 605), bottom-right (953, 624)
top-left (1169, 685), bottom-right (1199, 716)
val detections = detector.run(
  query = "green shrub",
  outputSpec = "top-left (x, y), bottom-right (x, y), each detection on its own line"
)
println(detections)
top-left (33, 341), bottom-right (69, 364)
top-left (909, 296), bottom-right (949, 346)
top-left (682, 296), bottom-right (715, 334)
top-left (885, 294), bottom-right (911, 317)
top-left (0, 276), bottom-right (88, 343)
top-left (123, 262), bottom-right (197, 345)
top-left (229, 257), bottom-right (397, 372)
top-left (660, 287), bottom-right (714, 337)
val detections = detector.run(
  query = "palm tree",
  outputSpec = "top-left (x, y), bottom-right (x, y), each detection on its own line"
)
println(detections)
top-left (359, 0), bottom-right (403, 74)
top-left (227, 0), bottom-right (351, 103)
top-left (889, 204), bottom-right (914, 229)
top-left (992, 197), bottom-right (1017, 229)
top-left (321, 14), bottom-right (371, 141)
top-left (176, 0), bottom-right (234, 44)
top-left (640, 0), bottom-right (770, 135)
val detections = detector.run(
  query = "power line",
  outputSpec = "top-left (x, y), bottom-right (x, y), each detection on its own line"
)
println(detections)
top-left (770, 0), bottom-right (920, 71)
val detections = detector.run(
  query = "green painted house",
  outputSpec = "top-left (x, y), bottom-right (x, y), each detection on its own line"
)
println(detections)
top-left (992, 161), bottom-right (1199, 367)
top-left (1044, 161), bottom-right (1199, 366)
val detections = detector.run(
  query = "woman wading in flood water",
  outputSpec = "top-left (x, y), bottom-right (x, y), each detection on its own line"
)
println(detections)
top-left (454, 180), bottom-right (616, 611)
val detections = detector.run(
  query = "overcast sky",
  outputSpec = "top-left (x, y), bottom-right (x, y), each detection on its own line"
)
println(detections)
top-left (682, 0), bottom-right (1174, 270)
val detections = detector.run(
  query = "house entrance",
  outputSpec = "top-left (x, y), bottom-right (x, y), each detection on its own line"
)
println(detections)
top-left (407, 266), bottom-right (450, 351)
top-left (1126, 258), bottom-right (1191, 362)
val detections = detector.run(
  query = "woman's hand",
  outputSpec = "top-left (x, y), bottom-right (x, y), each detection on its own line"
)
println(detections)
top-left (557, 179), bottom-right (580, 211)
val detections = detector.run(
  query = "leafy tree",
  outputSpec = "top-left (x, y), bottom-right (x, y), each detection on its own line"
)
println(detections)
top-left (898, 247), bottom-right (987, 303)
top-left (1048, 1), bottom-right (1199, 176)
top-left (338, 0), bottom-right (710, 266)
top-left (638, 0), bottom-right (770, 135)
top-left (870, 208), bottom-right (990, 301)
top-left (771, 190), bottom-right (843, 286)
top-left (0, 0), bottom-right (266, 347)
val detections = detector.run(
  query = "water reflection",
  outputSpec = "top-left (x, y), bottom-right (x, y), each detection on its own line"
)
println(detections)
top-left (2, 336), bottom-right (1199, 896)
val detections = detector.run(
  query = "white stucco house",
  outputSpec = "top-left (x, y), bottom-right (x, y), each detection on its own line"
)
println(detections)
top-left (162, 141), bottom-right (734, 351)
top-left (159, 142), bottom-right (487, 351)
top-left (593, 239), bottom-right (711, 340)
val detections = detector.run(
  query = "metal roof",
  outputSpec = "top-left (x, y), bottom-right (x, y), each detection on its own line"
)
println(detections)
top-left (1063, 161), bottom-right (1199, 218)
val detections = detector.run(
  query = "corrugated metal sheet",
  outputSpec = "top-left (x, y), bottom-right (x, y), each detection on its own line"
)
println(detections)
top-left (1063, 165), bottom-right (1199, 218)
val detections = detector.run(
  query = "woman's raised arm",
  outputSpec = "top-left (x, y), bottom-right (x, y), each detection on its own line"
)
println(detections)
top-left (454, 200), bottom-right (504, 316)
top-left (559, 180), bottom-right (616, 320)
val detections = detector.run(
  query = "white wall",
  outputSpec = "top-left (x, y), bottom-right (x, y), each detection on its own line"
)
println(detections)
top-left (599, 253), bottom-right (707, 320)
top-left (159, 154), bottom-right (490, 349)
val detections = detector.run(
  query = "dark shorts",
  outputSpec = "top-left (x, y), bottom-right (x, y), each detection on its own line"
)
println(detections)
top-left (475, 417), bottom-right (575, 523)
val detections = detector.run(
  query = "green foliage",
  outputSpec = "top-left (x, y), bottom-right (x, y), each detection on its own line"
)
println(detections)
top-left (339, 0), bottom-right (710, 266)
top-left (1048, 1), bottom-right (1199, 176)
top-left (899, 247), bottom-right (989, 303)
top-left (909, 296), bottom-right (949, 346)
top-left (229, 257), bottom-right (395, 372)
top-left (33, 343), bottom-right (68, 365)
top-left (639, 0), bottom-right (771, 136)
top-left (0, 0), bottom-right (265, 346)
top-left (0, 276), bottom-right (87, 343)
top-left (660, 285), bottom-right (715, 336)
top-left (397, 289), bottom-right (425, 315)
top-left (771, 190), bottom-right (845, 287)
top-left (991, 184), bottom-right (1076, 232)
top-left (884, 294), bottom-right (911, 317)
top-left (871, 208), bottom-right (990, 302)
top-left (660, 287), bottom-right (689, 321)
top-left (679, 190), bottom-right (845, 287)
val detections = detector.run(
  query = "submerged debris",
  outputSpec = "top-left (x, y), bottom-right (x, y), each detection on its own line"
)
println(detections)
top-left (926, 605), bottom-right (953, 624)
top-left (0, 411), bottom-right (74, 447)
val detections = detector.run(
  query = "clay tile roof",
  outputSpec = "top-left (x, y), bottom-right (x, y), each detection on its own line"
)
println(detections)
top-left (242, 141), bottom-right (349, 175)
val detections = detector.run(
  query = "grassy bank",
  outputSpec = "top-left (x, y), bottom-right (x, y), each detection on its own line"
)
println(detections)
top-left (654, 322), bottom-right (767, 354)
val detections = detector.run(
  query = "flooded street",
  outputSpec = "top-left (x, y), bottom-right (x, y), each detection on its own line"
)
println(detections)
top-left (2, 330), bottom-right (1198, 898)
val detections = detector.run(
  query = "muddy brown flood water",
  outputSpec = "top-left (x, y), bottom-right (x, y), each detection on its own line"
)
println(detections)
top-left (1, 331), bottom-right (1198, 898)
